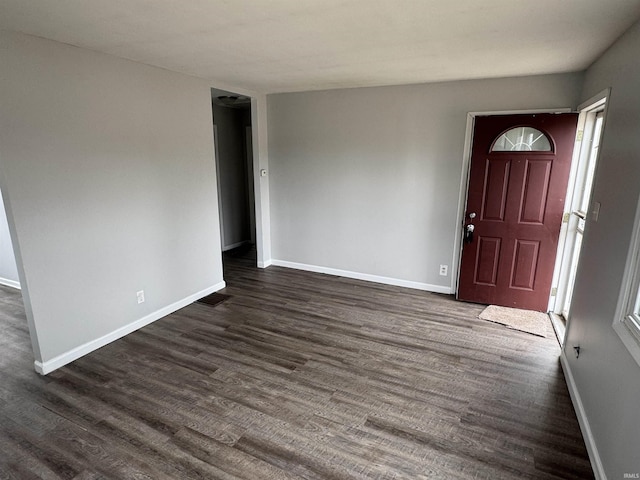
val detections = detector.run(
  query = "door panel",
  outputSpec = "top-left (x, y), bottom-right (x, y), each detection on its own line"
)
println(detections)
top-left (482, 159), bottom-right (510, 221)
top-left (458, 113), bottom-right (578, 311)
top-left (511, 239), bottom-right (539, 290)
top-left (520, 160), bottom-right (552, 224)
top-left (475, 237), bottom-right (501, 285)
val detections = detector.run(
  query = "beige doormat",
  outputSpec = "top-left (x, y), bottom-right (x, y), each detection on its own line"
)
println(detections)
top-left (479, 305), bottom-right (549, 337)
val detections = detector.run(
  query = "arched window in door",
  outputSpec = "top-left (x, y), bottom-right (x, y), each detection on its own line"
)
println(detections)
top-left (491, 126), bottom-right (552, 152)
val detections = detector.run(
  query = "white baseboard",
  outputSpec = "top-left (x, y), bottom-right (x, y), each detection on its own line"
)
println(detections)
top-left (258, 259), bottom-right (273, 268)
top-left (34, 281), bottom-right (226, 375)
top-left (560, 352), bottom-right (607, 480)
top-left (0, 276), bottom-right (20, 290)
top-left (270, 259), bottom-right (452, 294)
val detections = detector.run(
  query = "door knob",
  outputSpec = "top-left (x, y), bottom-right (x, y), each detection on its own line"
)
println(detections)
top-left (465, 223), bottom-right (475, 243)
top-left (465, 212), bottom-right (476, 243)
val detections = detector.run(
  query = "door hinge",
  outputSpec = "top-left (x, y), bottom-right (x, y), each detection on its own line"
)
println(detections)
top-left (562, 212), bottom-right (570, 223)
top-left (576, 130), bottom-right (584, 141)
top-left (550, 287), bottom-right (558, 296)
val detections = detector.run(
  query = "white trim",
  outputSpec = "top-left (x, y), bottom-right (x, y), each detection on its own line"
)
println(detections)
top-left (271, 259), bottom-right (452, 294)
top-left (613, 321), bottom-right (640, 368)
top-left (33, 281), bottom-right (226, 375)
top-left (560, 352), bottom-right (607, 480)
top-left (211, 88), bottom-right (271, 270)
top-left (453, 113), bottom-right (475, 294)
top-left (258, 259), bottom-right (273, 268)
top-left (577, 88), bottom-right (610, 113)
top-left (548, 114), bottom-right (589, 313)
top-left (467, 107), bottom-right (573, 116)
top-left (550, 88), bottom-right (610, 314)
top-left (208, 81), bottom-right (259, 99)
top-left (0, 276), bottom-right (20, 289)
top-left (251, 94), bottom-right (272, 269)
top-left (613, 176), bottom-right (640, 368)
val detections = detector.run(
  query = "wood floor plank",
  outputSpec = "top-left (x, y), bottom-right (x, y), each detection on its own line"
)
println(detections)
top-left (0, 254), bottom-right (594, 479)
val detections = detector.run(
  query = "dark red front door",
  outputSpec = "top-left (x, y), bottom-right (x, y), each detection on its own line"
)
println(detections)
top-left (458, 113), bottom-right (577, 311)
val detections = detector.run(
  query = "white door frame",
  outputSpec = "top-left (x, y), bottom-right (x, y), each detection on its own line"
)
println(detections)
top-left (453, 107), bottom-right (574, 297)
top-left (548, 89), bottom-right (610, 321)
top-left (250, 94), bottom-right (272, 268)
top-left (211, 85), bottom-right (272, 268)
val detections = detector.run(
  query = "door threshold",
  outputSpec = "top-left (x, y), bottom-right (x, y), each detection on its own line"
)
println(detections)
top-left (548, 312), bottom-right (566, 347)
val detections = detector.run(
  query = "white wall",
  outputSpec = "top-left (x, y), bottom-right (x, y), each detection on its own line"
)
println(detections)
top-left (0, 188), bottom-right (19, 288)
top-left (563, 20), bottom-right (640, 479)
top-left (267, 74), bottom-right (583, 291)
top-left (0, 31), bottom-right (224, 371)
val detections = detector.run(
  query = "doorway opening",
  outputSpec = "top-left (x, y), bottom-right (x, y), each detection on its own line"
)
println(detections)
top-left (549, 91), bottom-right (608, 345)
top-left (0, 187), bottom-right (20, 291)
top-left (211, 88), bottom-right (256, 271)
top-left (0, 182), bottom-right (35, 372)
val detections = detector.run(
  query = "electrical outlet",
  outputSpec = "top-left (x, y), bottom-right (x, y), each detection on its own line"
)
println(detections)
top-left (439, 265), bottom-right (448, 276)
top-left (137, 290), bottom-right (145, 304)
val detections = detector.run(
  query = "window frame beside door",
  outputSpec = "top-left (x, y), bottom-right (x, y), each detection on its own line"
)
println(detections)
top-left (614, 193), bottom-right (640, 368)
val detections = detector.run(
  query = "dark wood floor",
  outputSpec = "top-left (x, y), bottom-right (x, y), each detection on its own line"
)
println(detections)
top-left (0, 252), bottom-right (593, 479)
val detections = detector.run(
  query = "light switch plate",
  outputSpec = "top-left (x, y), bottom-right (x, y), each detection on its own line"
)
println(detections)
top-left (592, 201), bottom-right (601, 222)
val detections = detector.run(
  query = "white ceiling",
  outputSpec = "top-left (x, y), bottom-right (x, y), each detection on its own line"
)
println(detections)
top-left (2, 0), bottom-right (640, 94)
